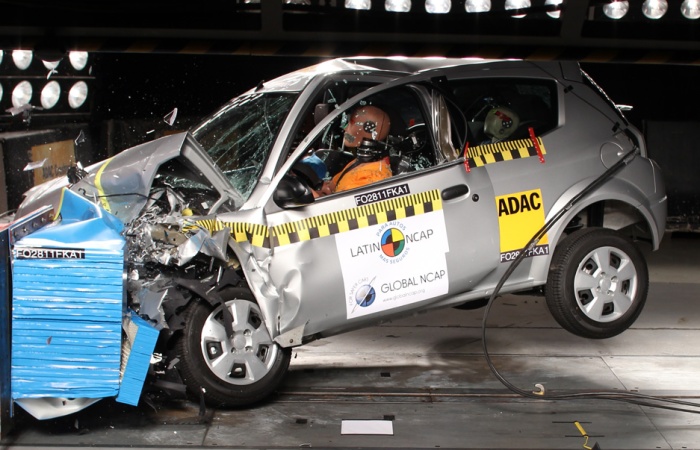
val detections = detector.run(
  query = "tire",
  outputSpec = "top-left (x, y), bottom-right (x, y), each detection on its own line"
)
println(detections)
top-left (176, 288), bottom-right (291, 407)
top-left (545, 228), bottom-right (648, 339)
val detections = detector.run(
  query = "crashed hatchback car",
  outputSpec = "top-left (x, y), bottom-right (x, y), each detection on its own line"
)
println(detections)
top-left (5, 57), bottom-right (666, 418)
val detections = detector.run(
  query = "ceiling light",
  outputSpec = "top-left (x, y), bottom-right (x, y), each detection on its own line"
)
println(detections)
top-left (465, 0), bottom-right (490, 13)
top-left (385, 0), bottom-right (410, 12)
top-left (505, 0), bottom-right (530, 18)
top-left (12, 50), bottom-right (33, 70)
top-left (40, 81), bottom-right (61, 110)
top-left (68, 81), bottom-right (88, 109)
top-left (42, 59), bottom-right (61, 71)
top-left (603, 1), bottom-right (629, 19)
top-left (642, 0), bottom-right (668, 19)
top-left (0, 50), bottom-right (4, 66)
top-left (345, 0), bottom-right (371, 9)
top-left (425, 0), bottom-right (451, 13)
top-left (682, 0), bottom-right (700, 19)
top-left (545, 0), bottom-right (563, 18)
top-left (0, 83), bottom-right (3, 103)
top-left (69, 51), bottom-right (89, 71)
top-left (12, 81), bottom-right (33, 108)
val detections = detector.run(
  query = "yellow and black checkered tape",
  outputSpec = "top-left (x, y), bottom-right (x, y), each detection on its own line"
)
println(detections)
top-left (196, 190), bottom-right (442, 249)
top-left (467, 137), bottom-right (546, 168)
top-left (195, 219), bottom-right (270, 248)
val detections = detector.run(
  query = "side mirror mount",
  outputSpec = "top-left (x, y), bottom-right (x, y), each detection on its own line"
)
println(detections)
top-left (273, 175), bottom-right (315, 208)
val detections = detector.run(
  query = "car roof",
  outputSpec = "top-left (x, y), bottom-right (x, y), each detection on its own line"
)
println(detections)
top-left (250, 57), bottom-right (577, 94)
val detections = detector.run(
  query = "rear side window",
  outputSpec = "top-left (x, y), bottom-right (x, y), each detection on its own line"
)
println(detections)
top-left (449, 78), bottom-right (558, 146)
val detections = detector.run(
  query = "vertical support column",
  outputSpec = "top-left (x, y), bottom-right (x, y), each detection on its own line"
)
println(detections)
top-left (0, 228), bottom-right (13, 439)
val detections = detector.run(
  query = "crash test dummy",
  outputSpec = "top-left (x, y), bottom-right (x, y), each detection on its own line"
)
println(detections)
top-left (330, 105), bottom-right (392, 193)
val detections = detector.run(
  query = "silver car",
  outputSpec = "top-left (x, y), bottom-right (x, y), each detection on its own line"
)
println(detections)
top-left (9, 57), bottom-right (666, 416)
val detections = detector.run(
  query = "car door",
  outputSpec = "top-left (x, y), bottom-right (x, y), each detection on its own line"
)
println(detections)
top-left (263, 80), bottom-right (499, 339)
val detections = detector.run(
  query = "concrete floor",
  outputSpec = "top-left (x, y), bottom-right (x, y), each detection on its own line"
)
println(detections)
top-left (1, 232), bottom-right (699, 449)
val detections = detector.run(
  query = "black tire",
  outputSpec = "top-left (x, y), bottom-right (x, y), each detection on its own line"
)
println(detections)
top-left (545, 227), bottom-right (648, 339)
top-left (175, 288), bottom-right (291, 407)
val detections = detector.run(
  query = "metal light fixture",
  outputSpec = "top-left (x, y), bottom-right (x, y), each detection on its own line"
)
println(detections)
top-left (12, 81), bottom-right (33, 108)
top-left (642, 0), bottom-right (668, 19)
top-left (345, 0), bottom-right (371, 10)
top-left (385, 0), bottom-right (410, 11)
top-left (465, 0), bottom-right (490, 13)
top-left (42, 59), bottom-right (61, 71)
top-left (68, 81), bottom-right (88, 109)
top-left (12, 50), bottom-right (33, 70)
top-left (545, 0), bottom-right (563, 18)
top-left (505, 0), bottom-right (530, 18)
top-left (603, 0), bottom-right (629, 19)
top-left (69, 51), bottom-right (89, 71)
top-left (40, 81), bottom-right (61, 110)
top-left (425, 0), bottom-right (451, 13)
top-left (681, 0), bottom-right (700, 19)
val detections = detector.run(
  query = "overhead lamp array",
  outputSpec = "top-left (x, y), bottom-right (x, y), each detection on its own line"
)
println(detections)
top-left (345, 0), bottom-right (555, 16)
top-left (603, 0), bottom-right (700, 20)
top-left (0, 50), bottom-right (92, 119)
top-left (338, 0), bottom-right (700, 20)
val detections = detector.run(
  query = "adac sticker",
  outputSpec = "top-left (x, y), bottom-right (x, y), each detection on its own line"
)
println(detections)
top-left (495, 188), bottom-right (549, 263)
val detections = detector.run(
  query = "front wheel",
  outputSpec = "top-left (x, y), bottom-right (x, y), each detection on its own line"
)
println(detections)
top-left (545, 228), bottom-right (648, 339)
top-left (176, 288), bottom-right (291, 407)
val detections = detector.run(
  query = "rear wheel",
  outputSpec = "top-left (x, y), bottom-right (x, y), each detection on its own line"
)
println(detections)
top-left (176, 288), bottom-right (291, 407)
top-left (546, 228), bottom-right (648, 339)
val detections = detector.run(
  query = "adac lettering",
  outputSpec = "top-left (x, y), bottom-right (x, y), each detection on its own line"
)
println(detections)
top-left (498, 191), bottom-right (542, 216)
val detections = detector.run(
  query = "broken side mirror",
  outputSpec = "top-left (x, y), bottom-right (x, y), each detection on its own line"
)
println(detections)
top-left (273, 175), bottom-right (315, 208)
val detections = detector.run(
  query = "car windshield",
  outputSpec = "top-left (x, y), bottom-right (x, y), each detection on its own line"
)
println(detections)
top-left (190, 92), bottom-right (297, 202)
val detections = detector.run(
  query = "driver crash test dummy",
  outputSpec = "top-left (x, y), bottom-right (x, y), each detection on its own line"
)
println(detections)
top-left (330, 105), bottom-right (392, 193)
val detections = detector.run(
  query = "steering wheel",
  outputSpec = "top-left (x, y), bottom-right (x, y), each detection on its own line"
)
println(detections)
top-left (394, 123), bottom-right (428, 155)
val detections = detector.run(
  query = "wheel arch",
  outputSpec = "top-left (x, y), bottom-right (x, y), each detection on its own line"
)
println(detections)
top-left (528, 176), bottom-right (662, 284)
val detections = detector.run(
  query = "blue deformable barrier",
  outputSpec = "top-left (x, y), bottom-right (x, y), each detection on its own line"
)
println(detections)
top-left (116, 311), bottom-right (159, 406)
top-left (11, 190), bottom-right (126, 400)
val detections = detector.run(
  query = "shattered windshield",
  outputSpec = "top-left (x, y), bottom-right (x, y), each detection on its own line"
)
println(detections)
top-left (190, 93), bottom-right (297, 201)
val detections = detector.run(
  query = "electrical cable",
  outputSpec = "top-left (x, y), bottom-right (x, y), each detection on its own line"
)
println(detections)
top-left (480, 145), bottom-right (700, 414)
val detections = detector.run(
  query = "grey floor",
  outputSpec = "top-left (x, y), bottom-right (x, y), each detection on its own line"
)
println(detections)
top-left (2, 233), bottom-right (699, 450)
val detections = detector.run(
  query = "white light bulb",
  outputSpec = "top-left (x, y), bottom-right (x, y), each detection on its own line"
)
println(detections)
top-left (68, 81), bottom-right (88, 109)
top-left (465, 0), bottom-right (490, 13)
top-left (41, 81), bottom-right (61, 109)
top-left (12, 81), bottom-right (33, 107)
top-left (385, 0), bottom-right (410, 12)
top-left (603, 1), bottom-right (629, 19)
top-left (545, 0), bottom-right (563, 18)
top-left (69, 51), bottom-right (89, 71)
top-left (345, 0), bottom-right (371, 10)
top-left (642, 0), bottom-right (668, 19)
top-left (425, 0), bottom-right (451, 13)
top-left (682, 0), bottom-right (700, 19)
top-left (12, 50), bottom-right (33, 70)
top-left (505, 0), bottom-right (531, 18)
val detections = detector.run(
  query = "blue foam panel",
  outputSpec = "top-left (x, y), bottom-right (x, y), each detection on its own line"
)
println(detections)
top-left (115, 311), bottom-right (160, 406)
top-left (11, 190), bottom-right (126, 399)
